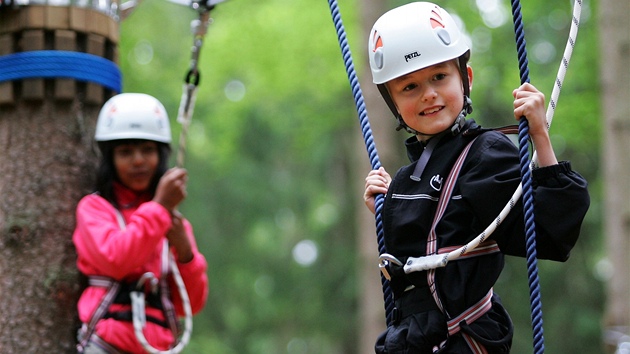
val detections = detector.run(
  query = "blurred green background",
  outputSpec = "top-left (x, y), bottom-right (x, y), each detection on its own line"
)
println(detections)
top-left (118, 0), bottom-right (603, 352)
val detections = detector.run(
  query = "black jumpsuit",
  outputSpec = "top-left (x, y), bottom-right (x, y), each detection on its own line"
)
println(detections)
top-left (375, 120), bottom-right (590, 354)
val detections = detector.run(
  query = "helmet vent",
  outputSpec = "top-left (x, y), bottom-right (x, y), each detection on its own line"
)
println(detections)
top-left (436, 28), bottom-right (452, 45)
top-left (374, 49), bottom-right (384, 69)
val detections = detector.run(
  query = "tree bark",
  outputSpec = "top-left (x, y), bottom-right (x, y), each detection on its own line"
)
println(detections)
top-left (0, 5), bottom-right (118, 352)
top-left (600, 0), bottom-right (630, 351)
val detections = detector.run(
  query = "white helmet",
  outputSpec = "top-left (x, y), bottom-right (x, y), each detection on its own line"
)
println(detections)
top-left (95, 93), bottom-right (171, 143)
top-left (368, 2), bottom-right (469, 84)
top-left (368, 2), bottom-right (472, 135)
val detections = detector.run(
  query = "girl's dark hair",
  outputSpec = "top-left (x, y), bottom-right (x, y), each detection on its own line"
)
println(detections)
top-left (95, 139), bottom-right (171, 208)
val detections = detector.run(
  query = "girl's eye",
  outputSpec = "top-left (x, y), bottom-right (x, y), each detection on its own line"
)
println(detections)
top-left (115, 146), bottom-right (133, 156)
top-left (141, 145), bottom-right (158, 154)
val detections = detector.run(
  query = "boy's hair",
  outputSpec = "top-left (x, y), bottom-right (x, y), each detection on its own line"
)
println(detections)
top-left (95, 139), bottom-right (171, 209)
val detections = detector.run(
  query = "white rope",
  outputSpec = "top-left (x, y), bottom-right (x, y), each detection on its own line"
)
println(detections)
top-left (403, 0), bottom-right (582, 272)
top-left (132, 241), bottom-right (193, 354)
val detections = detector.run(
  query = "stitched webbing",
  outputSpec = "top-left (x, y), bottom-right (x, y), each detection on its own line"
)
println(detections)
top-left (426, 137), bottom-right (478, 314)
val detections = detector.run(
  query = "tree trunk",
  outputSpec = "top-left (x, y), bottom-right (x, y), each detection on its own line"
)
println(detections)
top-left (0, 5), bottom-right (118, 352)
top-left (355, 1), bottom-right (407, 353)
top-left (600, 0), bottom-right (630, 351)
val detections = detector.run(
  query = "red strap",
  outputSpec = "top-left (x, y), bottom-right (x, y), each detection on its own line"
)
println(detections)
top-left (447, 289), bottom-right (494, 336)
top-left (426, 138), bottom-right (478, 314)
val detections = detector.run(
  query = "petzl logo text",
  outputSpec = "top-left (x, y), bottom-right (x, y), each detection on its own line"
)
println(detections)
top-left (404, 51), bottom-right (421, 62)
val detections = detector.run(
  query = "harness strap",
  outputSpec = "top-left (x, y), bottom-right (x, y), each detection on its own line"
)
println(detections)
top-left (462, 335), bottom-right (489, 354)
top-left (447, 289), bottom-right (494, 336)
top-left (83, 333), bottom-right (126, 354)
top-left (77, 279), bottom-right (121, 353)
top-left (410, 132), bottom-right (447, 181)
top-left (426, 137), bottom-right (478, 314)
top-left (424, 137), bottom-right (494, 353)
top-left (437, 240), bottom-right (500, 259)
top-left (104, 310), bottom-right (169, 328)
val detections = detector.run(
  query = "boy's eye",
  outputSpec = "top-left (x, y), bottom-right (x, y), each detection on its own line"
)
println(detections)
top-left (433, 73), bottom-right (446, 81)
top-left (403, 83), bottom-right (417, 91)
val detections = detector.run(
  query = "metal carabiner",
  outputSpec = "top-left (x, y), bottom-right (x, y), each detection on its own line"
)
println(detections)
top-left (378, 253), bottom-right (403, 281)
top-left (135, 272), bottom-right (159, 294)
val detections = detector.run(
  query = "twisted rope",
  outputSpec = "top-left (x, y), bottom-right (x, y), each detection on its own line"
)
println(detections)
top-left (509, 0), bottom-right (545, 352)
top-left (326, 0), bottom-right (395, 325)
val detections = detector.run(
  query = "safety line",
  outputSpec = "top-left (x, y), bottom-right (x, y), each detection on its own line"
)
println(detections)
top-left (326, 0), bottom-right (395, 326)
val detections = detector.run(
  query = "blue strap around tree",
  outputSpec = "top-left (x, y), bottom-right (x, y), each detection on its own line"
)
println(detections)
top-left (326, 0), bottom-right (395, 326)
top-left (0, 50), bottom-right (122, 93)
top-left (509, 0), bottom-right (545, 353)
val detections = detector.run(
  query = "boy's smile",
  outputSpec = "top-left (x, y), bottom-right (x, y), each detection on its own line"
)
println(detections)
top-left (386, 59), bottom-right (472, 142)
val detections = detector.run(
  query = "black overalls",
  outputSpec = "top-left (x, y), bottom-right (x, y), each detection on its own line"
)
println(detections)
top-left (375, 120), bottom-right (590, 353)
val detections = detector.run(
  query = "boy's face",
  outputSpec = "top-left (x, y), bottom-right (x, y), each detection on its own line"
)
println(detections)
top-left (386, 60), bottom-right (471, 141)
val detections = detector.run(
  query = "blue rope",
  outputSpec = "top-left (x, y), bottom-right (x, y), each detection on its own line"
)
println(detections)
top-left (0, 50), bottom-right (122, 93)
top-left (509, 0), bottom-right (545, 353)
top-left (326, 0), bottom-right (395, 326)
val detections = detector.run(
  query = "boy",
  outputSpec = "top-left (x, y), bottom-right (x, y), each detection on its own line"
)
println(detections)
top-left (363, 3), bottom-right (589, 353)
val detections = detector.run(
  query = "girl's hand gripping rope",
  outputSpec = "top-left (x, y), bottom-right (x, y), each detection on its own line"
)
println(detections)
top-left (153, 167), bottom-right (188, 213)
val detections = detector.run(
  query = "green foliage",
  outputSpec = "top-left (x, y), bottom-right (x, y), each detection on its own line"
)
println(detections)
top-left (118, 0), bottom-right (602, 352)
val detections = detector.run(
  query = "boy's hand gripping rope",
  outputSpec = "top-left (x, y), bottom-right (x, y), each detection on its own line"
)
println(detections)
top-left (327, 0), bottom-right (582, 337)
top-left (326, 0), bottom-right (396, 326)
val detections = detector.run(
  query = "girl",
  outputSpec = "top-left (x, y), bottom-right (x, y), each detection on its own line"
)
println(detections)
top-left (74, 93), bottom-right (208, 353)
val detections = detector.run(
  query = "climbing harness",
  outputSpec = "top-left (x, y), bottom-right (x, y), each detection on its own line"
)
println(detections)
top-left (77, 210), bottom-right (193, 354)
top-left (327, 0), bottom-right (582, 349)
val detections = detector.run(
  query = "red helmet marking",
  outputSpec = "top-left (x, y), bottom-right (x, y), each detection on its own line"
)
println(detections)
top-left (372, 31), bottom-right (383, 52)
top-left (430, 9), bottom-right (445, 29)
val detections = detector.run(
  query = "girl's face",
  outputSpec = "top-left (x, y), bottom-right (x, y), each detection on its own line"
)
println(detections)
top-left (386, 60), bottom-right (472, 142)
top-left (113, 140), bottom-right (159, 193)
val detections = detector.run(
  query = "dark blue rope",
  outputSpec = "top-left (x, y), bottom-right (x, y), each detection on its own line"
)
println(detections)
top-left (326, 0), bottom-right (395, 326)
top-left (510, 0), bottom-right (545, 353)
top-left (0, 50), bottom-right (122, 93)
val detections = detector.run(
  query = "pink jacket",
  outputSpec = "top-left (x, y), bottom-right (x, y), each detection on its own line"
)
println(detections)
top-left (73, 184), bottom-right (208, 353)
